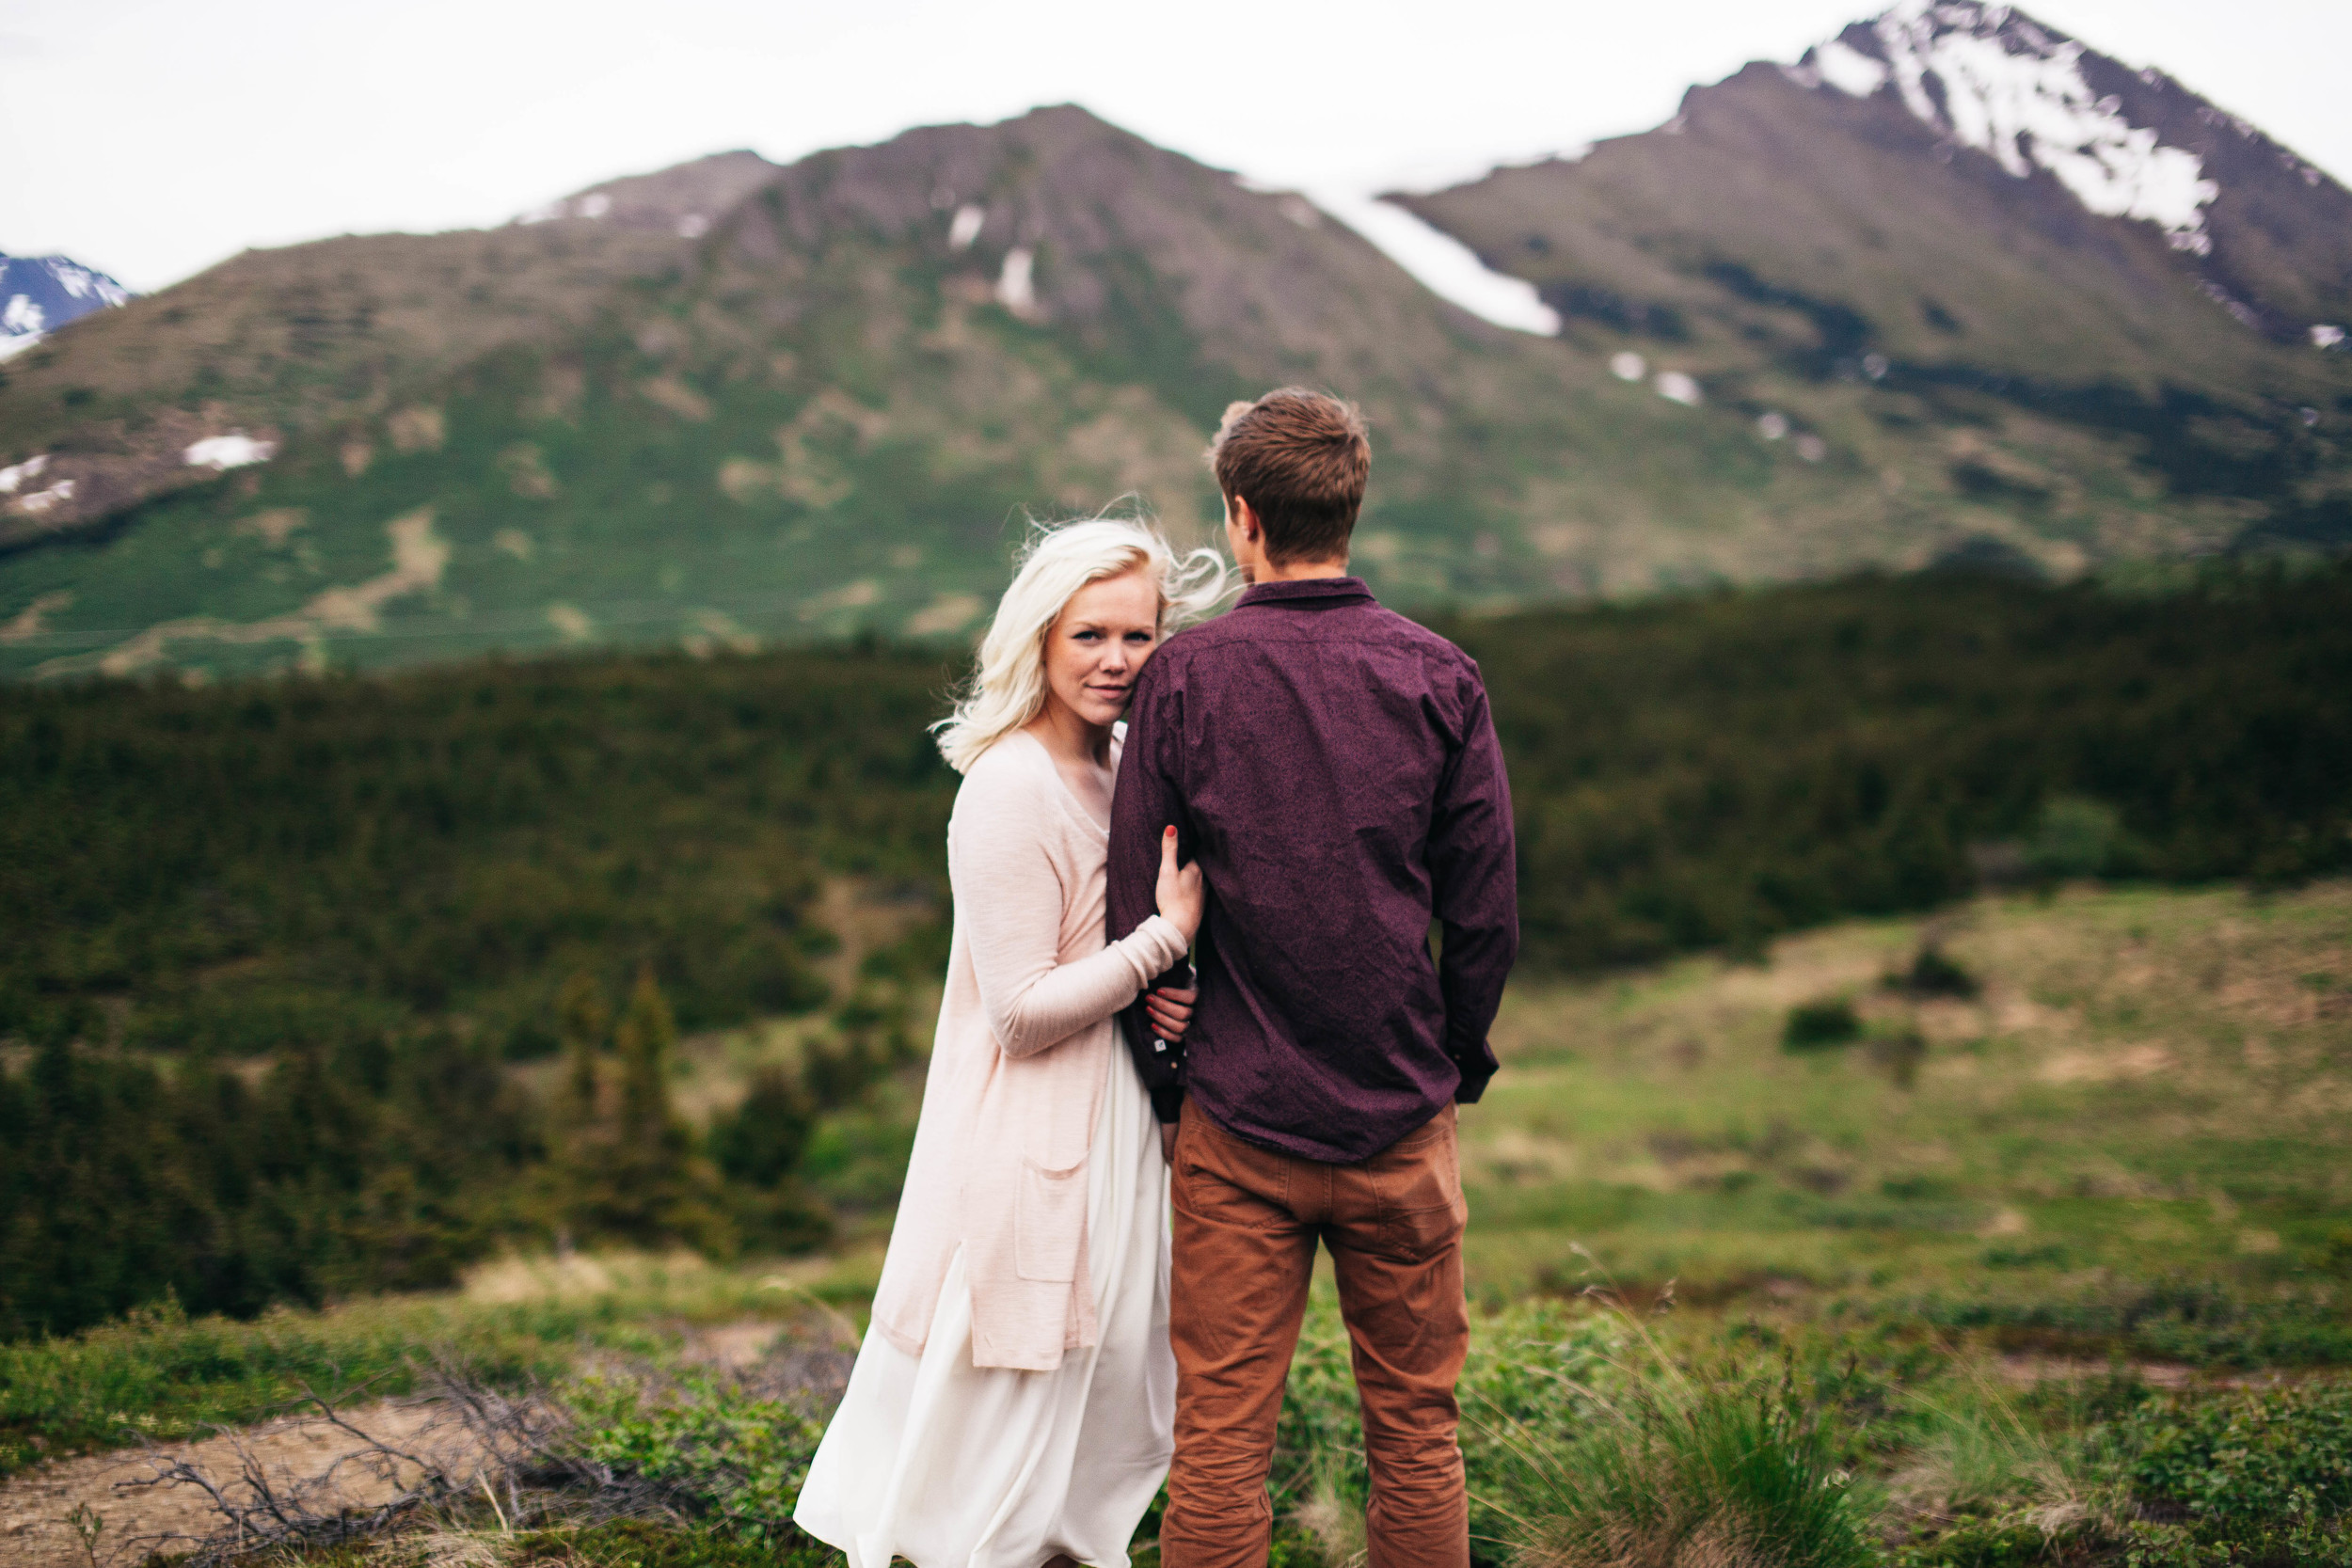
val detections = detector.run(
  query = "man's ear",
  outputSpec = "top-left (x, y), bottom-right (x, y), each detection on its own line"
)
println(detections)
top-left (1229, 494), bottom-right (1262, 542)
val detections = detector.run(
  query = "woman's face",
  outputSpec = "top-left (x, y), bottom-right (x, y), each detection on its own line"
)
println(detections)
top-left (1041, 568), bottom-right (1161, 731)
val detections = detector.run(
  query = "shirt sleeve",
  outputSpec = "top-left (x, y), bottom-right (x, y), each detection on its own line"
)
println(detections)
top-left (1107, 659), bottom-right (1192, 1122)
top-left (951, 759), bottom-right (1190, 1060)
top-left (1427, 667), bottom-right (1520, 1102)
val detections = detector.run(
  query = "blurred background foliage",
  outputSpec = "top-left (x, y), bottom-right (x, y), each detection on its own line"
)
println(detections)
top-left (3, 558), bottom-right (2348, 1340)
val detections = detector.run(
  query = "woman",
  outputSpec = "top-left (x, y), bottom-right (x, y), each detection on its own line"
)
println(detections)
top-left (794, 517), bottom-right (1227, 1568)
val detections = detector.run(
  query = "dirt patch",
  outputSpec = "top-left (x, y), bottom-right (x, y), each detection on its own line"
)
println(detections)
top-left (0, 591), bottom-right (71, 643)
top-left (2037, 1043), bottom-right (2173, 1084)
top-left (0, 1402), bottom-right (469, 1567)
top-left (1990, 1354), bottom-right (2280, 1392)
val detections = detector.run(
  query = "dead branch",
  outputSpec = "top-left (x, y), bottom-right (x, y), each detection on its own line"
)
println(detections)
top-left (103, 1337), bottom-right (850, 1566)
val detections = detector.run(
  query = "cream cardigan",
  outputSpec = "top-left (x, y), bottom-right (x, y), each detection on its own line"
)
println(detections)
top-left (868, 729), bottom-right (1188, 1371)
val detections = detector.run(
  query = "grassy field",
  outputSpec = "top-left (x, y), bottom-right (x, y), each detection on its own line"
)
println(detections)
top-left (6, 878), bottom-right (2344, 1563)
top-left (1465, 879), bottom-right (2352, 1313)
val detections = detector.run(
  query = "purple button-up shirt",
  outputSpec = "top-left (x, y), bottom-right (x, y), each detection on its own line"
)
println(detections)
top-left (1106, 576), bottom-right (1519, 1163)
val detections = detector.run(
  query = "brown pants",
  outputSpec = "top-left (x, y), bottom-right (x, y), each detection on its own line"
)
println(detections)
top-left (1162, 1103), bottom-right (1470, 1568)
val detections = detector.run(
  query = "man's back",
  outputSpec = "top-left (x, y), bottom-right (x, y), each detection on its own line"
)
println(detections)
top-left (1106, 575), bottom-right (1518, 1162)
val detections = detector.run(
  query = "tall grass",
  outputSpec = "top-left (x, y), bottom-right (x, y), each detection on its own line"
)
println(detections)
top-left (1272, 1290), bottom-right (1874, 1568)
top-left (1466, 1288), bottom-right (1873, 1568)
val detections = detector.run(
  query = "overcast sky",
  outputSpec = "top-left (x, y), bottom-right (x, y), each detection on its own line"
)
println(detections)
top-left (3, 0), bottom-right (2345, 293)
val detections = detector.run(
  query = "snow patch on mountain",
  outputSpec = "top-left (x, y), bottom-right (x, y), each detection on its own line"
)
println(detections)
top-left (1310, 189), bottom-right (1562, 336)
top-left (995, 247), bottom-right (1038, 316)
top-left (0, 251), bottom-right (133, 356)
top-left (15, 479), bottom-right (74, 514)
top-left (1804, 40), bottom-right (1889, 97)
top-left (184, 434), bottom-right (277, 471)
top-left (1654, 372), bottom-right (1703, 406)
top-left (1788, 1), bottom-right (2218, 252)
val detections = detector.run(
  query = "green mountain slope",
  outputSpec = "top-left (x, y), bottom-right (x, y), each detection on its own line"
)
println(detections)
top-left (2, 35), bottom-right (2348, 679)
top-left (0, 151), bottom-right (779, 547)
top-left (0, 108), bottom-right (1885, 680)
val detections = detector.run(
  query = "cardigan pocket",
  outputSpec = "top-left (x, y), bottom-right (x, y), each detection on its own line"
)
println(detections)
top-left (1014, 1156), bottom-right (1089, 1282)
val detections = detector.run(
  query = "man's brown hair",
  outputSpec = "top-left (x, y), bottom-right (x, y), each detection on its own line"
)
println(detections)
top-left (1206, 388), bottom-right (1371, 565)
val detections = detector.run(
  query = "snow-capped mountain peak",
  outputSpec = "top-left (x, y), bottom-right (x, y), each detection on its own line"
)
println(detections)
top-left (1786, 2), bottom-right (2217, 252)
top-left (0, 252), bottom-right (134, 360)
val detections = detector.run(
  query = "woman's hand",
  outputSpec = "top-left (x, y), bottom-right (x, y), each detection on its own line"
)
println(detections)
top-left (1154, 825), bottom-right (1204, 943)
top-left (1144, 984), bottom-right (1196, 1041)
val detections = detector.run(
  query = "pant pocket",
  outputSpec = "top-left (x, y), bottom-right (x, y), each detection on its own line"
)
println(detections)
top-left (1014, 1157), bottom-right (1088, 1282)
top-left (1368, 1125), bottom-right (1466, 1263)
top-left (1171, 1114), bottom-right (1288, 1228)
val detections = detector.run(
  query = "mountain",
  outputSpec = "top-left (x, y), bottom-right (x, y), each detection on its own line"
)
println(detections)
top-left (1396, 0), bottom-right (2352, 562)
top-left (0, 158), bottom-right (743, 551)
top-left (1, 6), bottom-right (2346, 680)
top-left (0, 252), bottom-right (131, 364)
top-left (0, 109), bottom-right (1864, 679)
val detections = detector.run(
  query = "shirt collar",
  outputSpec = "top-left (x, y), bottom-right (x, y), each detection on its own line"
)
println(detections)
top-left (1236, 575), bottom-right (1375, 610)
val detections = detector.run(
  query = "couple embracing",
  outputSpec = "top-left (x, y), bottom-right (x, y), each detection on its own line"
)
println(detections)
top-left (795, 388), bottom-right (1519, 1568)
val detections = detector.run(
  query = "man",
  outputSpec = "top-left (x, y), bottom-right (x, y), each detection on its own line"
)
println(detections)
top-left (1106, 388), bottom-right (1519, 1568)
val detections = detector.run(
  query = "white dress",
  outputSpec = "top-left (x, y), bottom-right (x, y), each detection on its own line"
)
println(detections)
top-left (793, 1038), bottom-right (1176, 1568)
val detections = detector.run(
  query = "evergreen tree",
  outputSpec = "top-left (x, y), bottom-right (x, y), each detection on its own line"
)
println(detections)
top-left (548, 968), bottom-right (734, 1256)
top-left (555, 971), bottom-right (610, 1129)
top-left (708, 1064), bottom-right (832, 1256)
top-left (710, 1066), bottom-right (816, 1190)
top-left (614, 967), bottom-right (679, 1154)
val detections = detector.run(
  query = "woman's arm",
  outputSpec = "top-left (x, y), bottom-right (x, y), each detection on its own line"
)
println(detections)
top-left (952, 768), bottom-right (1192, 1060)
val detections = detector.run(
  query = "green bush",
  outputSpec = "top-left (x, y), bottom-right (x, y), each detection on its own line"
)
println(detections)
top-left (1898, 943), bottom-right (1981, 999)
top-left (507, 1517), bottom-right (837, 1567)
top-left (1888, 1510), bottom-right (2102, 1566)
top-left (2126, 1384), bottom-right (2352, 1530)
top-left (565, 1371), bottom-right (828, 1545)
top-left (1785, 998), bottom-right (1863, 1051)
top-left (711, 1069), bottom-right (817, 1191)
top-left (2028, 797), bottom-right (2129, 882)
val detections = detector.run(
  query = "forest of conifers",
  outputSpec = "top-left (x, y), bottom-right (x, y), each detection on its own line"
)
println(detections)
top-left (5, 560), bottom-right (2348, 1338)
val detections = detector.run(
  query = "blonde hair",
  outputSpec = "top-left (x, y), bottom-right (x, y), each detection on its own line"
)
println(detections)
top-left (933, 515), bottom-right (1228, 773)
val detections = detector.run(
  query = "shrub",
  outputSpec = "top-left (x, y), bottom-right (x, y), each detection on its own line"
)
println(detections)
top-left (566, 1370), bottom-right (828, 1546)
top-left (1898, 943), bottom-right (1980, 999)
top-left (1869, 1026), bottom-right (1930, 1088)
top-left (711, 1072), bottom-right (814, 1192)
top-left (2026, 797), bottom-right (2127, 881)
top-left (1784, 998), bottom-right (1863, 1052)
top-left (2126, 1384), bottom-right (2352, 1529)
top-left (509, 1518), bottom-right (836, 1567)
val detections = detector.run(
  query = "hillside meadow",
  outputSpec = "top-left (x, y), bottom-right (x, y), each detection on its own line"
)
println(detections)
top-left (4, 879), bottom-right (2348, 1565)
top-left (2, 561), bottom-right (2348, 1563)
